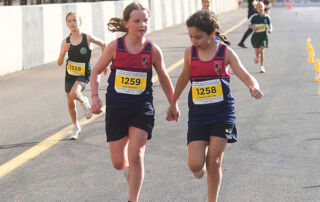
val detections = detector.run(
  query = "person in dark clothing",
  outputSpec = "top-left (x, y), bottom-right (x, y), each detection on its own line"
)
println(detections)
top-left (238, 0), bottom-right (258, 48)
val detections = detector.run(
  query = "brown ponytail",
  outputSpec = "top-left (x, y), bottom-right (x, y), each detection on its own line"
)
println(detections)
top-left (215, 31), bottom-right (231, 46)
top-left (107, 2), bottom-right (149, 33)
top-left (107, 18), bottom-right (127, 33)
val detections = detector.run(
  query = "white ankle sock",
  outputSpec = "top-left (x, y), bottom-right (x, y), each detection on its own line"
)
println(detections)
top-left (74, 122), bottom-right (80, 129)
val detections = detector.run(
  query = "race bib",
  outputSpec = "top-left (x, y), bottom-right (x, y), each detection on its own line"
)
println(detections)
top-left (255, 24), bottom-right (266, 32)
top-left (115, 70), bottom-right (147, 95)
top-left (192, 79), bottom-right (223, 105)
top-left (67, 61), bottom-right (85, 76)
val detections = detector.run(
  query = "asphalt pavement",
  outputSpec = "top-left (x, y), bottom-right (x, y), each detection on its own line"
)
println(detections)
top-left (1, 5), bottom-right (320, 202)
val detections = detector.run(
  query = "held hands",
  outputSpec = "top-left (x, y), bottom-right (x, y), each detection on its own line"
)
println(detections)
top-left (91, 95), bottom-right (103, 114)
top-left (249, 86), bottom-right (263, 99)
top-left (166, 104), bottom-right (180, 122)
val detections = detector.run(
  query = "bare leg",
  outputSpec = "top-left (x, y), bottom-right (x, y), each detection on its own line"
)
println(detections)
top-left (188, 141), bottom-right (208, 177)
top-left (70, 81), bottom-right (85, 104)
top-left (259, 46), bottom-right (265, 67)
top-left (66, 93), bottom-right (77, 124)
top-left (206, 136), bottom-right (227, 202)
top-left (108, 137), bottom-right (129, 170)
top-left (127, 127), bottom-right (148, 202)
top-left (254, 48), bottom-right (260, 64)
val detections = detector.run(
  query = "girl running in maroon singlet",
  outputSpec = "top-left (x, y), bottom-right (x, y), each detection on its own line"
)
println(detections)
top-left (167, 10), bottom-right (263, 202)
top-left (90, 3), bottom-right (174, 202)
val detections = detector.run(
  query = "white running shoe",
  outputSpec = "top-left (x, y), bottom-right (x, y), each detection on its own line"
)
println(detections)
top-left (81, 96), bottom-right (92, 119)
top-left (260, 66), bottom-right (266, 73)
top-left (123, 167), bottom-right (129, 182)
top-left (70, 126), bottom-right (81, 140)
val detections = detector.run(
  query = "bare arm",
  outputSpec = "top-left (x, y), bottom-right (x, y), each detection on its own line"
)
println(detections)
top-left (166, 47), bottom-right (191, 121)
top-left (226, 47), bottom-right (263, 99)
top-left (57, 39), bottom-right (69, 66)
top-left (152, 44), bottom-right (174, 104)
top-left (90, 40), bottom-right (116, 114)
top-left (268, 23), bottom-right (273, 33)
top-left (86, 34), bottom-right (106, 53)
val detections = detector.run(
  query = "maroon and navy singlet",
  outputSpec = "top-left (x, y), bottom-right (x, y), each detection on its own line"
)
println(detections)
top-left (106, 36), bottom-right (153, 108)
top-left (188, 43), bottom-right (235, 126)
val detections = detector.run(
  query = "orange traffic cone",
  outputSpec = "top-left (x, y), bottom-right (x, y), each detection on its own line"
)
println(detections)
top-left (306, 41), bottom-right (312, 51)
top-left (308, 48), bottom-right (315, 63)
top-left (314, 65), bottom-right (320, 82)
top-left (288, 0), bottom-right (292, 9)
top-left (314, 59), bottom-right (320, 72)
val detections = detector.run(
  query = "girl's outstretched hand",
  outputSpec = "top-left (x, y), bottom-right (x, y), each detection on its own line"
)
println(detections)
top-left (249, 86), bottom-right (263, 99)
top-left (166, 105), bottom-right (180, 122)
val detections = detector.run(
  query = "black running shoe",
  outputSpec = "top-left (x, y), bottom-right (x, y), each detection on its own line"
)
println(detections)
top-left (238, 43), bottom-right (247, 48)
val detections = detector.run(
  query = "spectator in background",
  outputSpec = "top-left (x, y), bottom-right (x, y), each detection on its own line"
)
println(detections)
top-left (262, 0), bottom-right (271, 14)
top-left (238, 0), bottom-right (242, 9)
top-left (202, 0), bottom-right (215, 15)
top-left (202, 0), bottom-right (221, 42)
top-left (238, 0), bottom-right (258, 48)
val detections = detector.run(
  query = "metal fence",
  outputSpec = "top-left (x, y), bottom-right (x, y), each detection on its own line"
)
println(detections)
top-left (0, 0), bottom-right (119, 6)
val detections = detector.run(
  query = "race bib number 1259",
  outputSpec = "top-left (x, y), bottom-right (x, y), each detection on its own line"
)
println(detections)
top-left (115, 70), bottom-right (147, 95)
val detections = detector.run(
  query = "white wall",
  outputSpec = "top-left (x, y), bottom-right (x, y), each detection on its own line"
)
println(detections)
top-left (43, 5), bottom-right (63, 64)
top-left (0, 0), bottom-right (237, 76)
top-left (0, 7), bottom-right (23, 75)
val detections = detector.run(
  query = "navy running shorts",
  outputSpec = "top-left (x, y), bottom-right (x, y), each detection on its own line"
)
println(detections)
top-left (105, 104), bottom-right (155, 142)
top-left (187, 122), bottom-right (237, 145)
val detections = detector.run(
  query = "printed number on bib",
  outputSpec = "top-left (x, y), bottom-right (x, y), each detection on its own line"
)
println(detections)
top-left (67, 61), bottom-right (85, 76)
top-left (192, 79), bottom-right (223, 105)
top-left (115, 70), bottom-right (147, 95)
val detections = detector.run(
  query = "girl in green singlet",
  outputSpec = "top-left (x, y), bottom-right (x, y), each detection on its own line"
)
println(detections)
top-left (57, 12), bottom-right (105, 140)
top-left (250, 2), bottom-right (273, 73)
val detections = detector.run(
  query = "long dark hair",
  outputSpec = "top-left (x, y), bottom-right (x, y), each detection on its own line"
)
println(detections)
top-left (186, 10), bottom-right (230, 45)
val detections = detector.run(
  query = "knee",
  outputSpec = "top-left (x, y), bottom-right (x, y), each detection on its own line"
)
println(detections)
top-left (69, 91), bottom-right (79, 100)
top-left (128, 152), bottom-right (143, 167)
top-left (112, 160), bottom-right (126, 170)
top-left (207, 156), bottom-right (223, 171)
top-left (188, 160), bottom-right (204, 173)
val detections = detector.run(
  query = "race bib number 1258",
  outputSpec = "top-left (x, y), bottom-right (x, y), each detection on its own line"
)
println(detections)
top-left (192, 79), bottom-right (224, 105)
